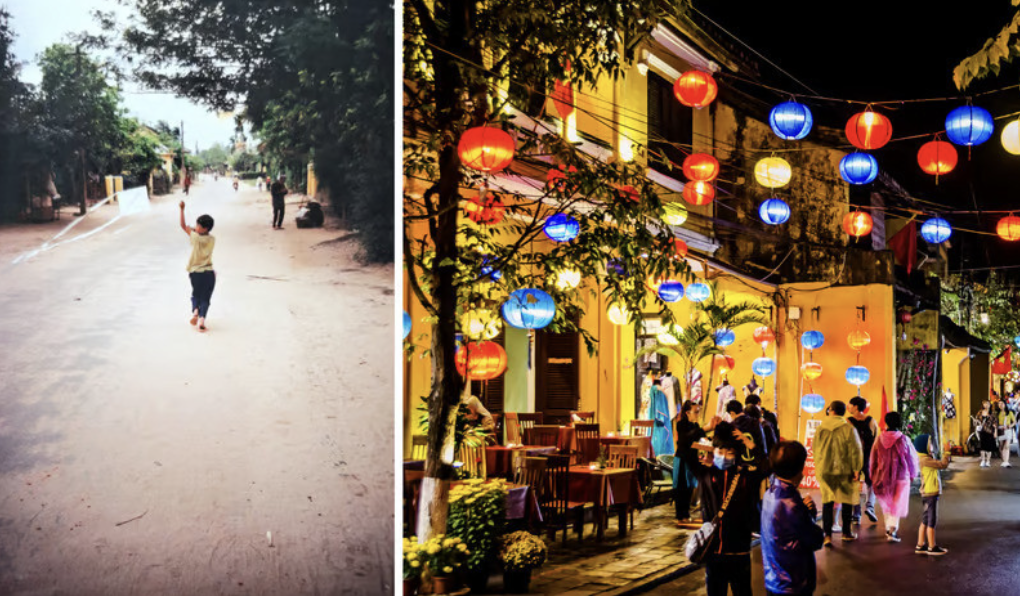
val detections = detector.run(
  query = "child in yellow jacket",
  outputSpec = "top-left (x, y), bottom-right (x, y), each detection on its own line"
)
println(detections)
top-left (913, 433), bottom-right (950, 556)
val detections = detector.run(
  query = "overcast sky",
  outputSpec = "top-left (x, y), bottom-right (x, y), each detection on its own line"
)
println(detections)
top-left (5, 0), bottom-right (239, 151)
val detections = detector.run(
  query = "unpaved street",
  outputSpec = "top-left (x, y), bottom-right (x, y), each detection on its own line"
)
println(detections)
top-left (0, 179), bottom-right (394, 595)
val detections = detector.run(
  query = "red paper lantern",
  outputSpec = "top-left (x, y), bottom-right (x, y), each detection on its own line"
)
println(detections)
top-left (458, 126), bottom-right (515, 172)
top-left (682, 153), bottom-right (720, 182)
top-left (997, 215), bottom-right (1020, 241)
top-left (546, 165), bottom-right (578, 193)
top-left (682, 181), bottom-right (715, 206)
top-left (846, 110), bottom-right (892, 150)
top-left (842, 211), bottom-right (874, 238)
top-left (455, 341), bottom-right (508, 380)
top-left (898, 310), bottom-right (912, 325)
top-left (713, 354), bottom-right (736, 374)
top-left (753, 326), bottom-right (775, 346)
top-left (674, 71), bottom-right (718, 109)
top-left (615, 185), bottom-right (639, 203)
top-left (670, 238), bottom-right (688, 259)
top-left (917, 140), bottom-right (957, 177)
top-left (463, 193), bottom-right (506, 225)
top-left (552, 80), bottom-right (574, 119)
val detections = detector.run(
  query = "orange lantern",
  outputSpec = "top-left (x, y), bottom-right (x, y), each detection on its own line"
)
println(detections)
top-left (546, 165), bottom-right (577, 193)
top-left (845, 109), bottom-right (892, 150)
top-left (682, 181), bottom-right (715, 206)
top-left (463, 193), bottom-right (506, 225)
top-left (842, 211), bottom-right (874, 238)
top-left (670, 238), bottom-right (689, 260)
top-left (997, 215), bottom-right (1020, 241)
top-left (753, 326), bottom-right (775, 346)
top-left (673, 71), bottom-right (718, 108)
top-left (917, 139), bottom-right (957, 177)
top-left (801, 362), bottom-right (823, 381)
top-left (847, 329), bottom-right (872, 351)
top-left (713, 354), bottom-right (736, 375)
top-left (458, 126), bottom-right (515, 172)
top-left (682, 153), bottom-right (720, 182)
top-left (455, 341), bottom-right (508, 380)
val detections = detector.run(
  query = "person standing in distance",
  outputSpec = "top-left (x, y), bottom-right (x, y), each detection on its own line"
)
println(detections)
top-left (271, 174), bottom-right (289, 229)
top-left (847, 396), bottom-right (879, 524)
top-left (179, 201), bottom-right (216, 332)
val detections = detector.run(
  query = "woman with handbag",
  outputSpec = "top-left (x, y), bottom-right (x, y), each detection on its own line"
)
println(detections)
top-left (686, 421), bottom-right (766, 596)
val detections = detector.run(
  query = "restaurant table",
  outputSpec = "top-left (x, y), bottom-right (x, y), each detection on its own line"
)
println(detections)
top-left (524, 425), bottom-right (576, 453)
top-left (485, 445), bottom-right (559, 479)
top-left (567, 465), bottom-right (642, 540)
top-left (598, 435), bottom-right (654, 459)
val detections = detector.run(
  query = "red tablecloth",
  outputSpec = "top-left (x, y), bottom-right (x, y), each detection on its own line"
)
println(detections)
top-left (485, 445), bottom-right (558, 478)
top-left (599, 435), bottom-right (653, 459)
top-left (523, 425), bottom-right (575, 452)
top-left (567, 466), bottom-right (642, 509)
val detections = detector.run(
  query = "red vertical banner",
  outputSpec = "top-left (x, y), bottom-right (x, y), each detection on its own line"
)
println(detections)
top-left (799, 419), bottom-right (822, 490)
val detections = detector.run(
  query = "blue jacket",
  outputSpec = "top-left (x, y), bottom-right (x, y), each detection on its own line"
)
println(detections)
top-left (761, 476), bottom-right (824, 595)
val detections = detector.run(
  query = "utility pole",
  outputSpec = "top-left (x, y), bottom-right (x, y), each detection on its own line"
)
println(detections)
top-left (180, 120), bottom-right (186, 185)
top-left (76, 46), bottom-right (87, 216)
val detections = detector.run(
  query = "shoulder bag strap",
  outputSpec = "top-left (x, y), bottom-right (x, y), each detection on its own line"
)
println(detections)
top-left (714, 472), bottom-right (742, 521)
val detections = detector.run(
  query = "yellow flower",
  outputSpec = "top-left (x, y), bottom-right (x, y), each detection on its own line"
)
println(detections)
top-left (457, 543), bottom-right (468, 552)
top-left (407, 552), bottom-right (417, 560)
top-left (427, 545), bottom-right (440, 555)
top-left (443, 566), bottom-right (453, 574)
top-left (410, 560), bottom-right (420, 568)
top-left (443, 538), bottom-right (454, 547)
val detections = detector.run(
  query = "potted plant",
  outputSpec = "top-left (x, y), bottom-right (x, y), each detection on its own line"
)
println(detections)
top-left (422, 534), bottom-right (469, 594)
top-left (403, 537), bottom-right (425, 595)
top-left (448, 478), bottom-right (508, 592)
top-left (498, 531), bottom-right (548, 594)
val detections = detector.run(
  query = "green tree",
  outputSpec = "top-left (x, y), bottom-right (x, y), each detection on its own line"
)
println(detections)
top-left (404, 0), bottom-right (689, 540)
top-left (953, 2), bottom-right (1020, 90)
top-left (199, 142), bottom-right (230, 173)
top-left (941, 273), bottom-right (1020, 348)
top-left (115, 117), bottom-right (161, 185)
top-left (0, 8), bottom-right (33, 219)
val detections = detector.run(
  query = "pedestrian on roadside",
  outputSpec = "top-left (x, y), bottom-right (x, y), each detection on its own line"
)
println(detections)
top-left (257, 179), bottom-right (263, 192)
top-left (693, 421), bottom-right (766, 596)
top-left (870, 411), bottom-right (919, 543)
top-left (745, 403), bottom-right (777, 455)
top-left (761, 440), bottom-right (825, 596)
top-left (178, 201), bottom-right (216, 332)
top-left (997, 401), bottom-right (1016, 467)
top-left (727, 399), bottom-right (767, 458)
top-left (977, 400), bottom-right (998, 467)
top-left (847, 396), bottom-right (879, 524)
top-left (183, 171), bottom-right (191, 195)
top-left (913, 433), bottom-right (950, 556)
top-left (745, 394), bottom-right (779, 446)
top-left (270, 174), bottom-right (289, 230)
top-left (674, 400), bottom-right (714, 526)
top-left (813, 400), bottom-right (863, 547)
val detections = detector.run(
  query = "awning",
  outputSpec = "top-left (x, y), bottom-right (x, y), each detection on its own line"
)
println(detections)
top-left (940, 315), bottom-right (992, 353)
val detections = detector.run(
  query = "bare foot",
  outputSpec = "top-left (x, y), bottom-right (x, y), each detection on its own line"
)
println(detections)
top-left (190, 311), bottom-right (199, 326)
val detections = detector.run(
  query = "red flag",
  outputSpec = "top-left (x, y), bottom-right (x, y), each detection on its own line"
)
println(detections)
top-left (879, 385), bottom-right (890, 431)
top-left (888, 220), bottom-right (917, 274)
top-left (552, 80), bottom-right (574, 119)
top-left (993, 346), bottom-right (1012, 375)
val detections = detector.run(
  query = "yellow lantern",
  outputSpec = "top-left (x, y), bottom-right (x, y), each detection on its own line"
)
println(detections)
top-left (663, 202), bottom-right (689, 226)
top-left (754, 157), bottom-right (792, 188)
top-left (657, 323), bottom-right (683, 346)
top-left (608, 303), bottom-right (630, 326)
top-left (801, 362), bottom-right (823, 381)
top-left (464, 309), bottom-right (502, 340)
top-left (556, 268), bottom-right (582, 290)
top-left (1002, 119), bottom-right (1020, 155)
top-left (847, 329), bottom-right (871, 351)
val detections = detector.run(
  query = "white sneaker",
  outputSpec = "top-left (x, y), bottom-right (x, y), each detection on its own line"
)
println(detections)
top-left (1002, 462), bottom-right (1012, 468)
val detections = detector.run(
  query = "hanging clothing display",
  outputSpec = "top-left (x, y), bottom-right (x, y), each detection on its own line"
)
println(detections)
top-left (942, 390), bottom-right (957, 420)
top-left (686, 369), bottom-right (703, 405)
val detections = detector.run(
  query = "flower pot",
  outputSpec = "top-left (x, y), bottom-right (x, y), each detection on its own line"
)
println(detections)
top-left (465, 567), bottom-right (489, 593)
top-left (403, 578), bottom-right (420, 596)
top-left (432, 575), bottom-right (456, 595)
top-left (503, 569), bottom-right (532, 594)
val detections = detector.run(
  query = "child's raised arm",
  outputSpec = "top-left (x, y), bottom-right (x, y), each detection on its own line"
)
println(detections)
top-left (179, 201), bottom-right (192, 235)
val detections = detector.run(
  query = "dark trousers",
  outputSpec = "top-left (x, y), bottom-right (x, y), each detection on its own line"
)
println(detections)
top-left (822, 501), bottom-right (853, 537)
top-left (272, 197), bottom-right (285, 227)
top-left (674, 483), bottom-right (693, 520)
top-left (705, 553), bottom-right (752, 596)
top-left (189, 271), bottom-right (216, 318)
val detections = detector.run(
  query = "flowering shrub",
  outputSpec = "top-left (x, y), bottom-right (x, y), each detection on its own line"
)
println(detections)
top-left (448, 478), bottom-right (507, 571)
top-left (421, 534), bottom-right (469, 577)
top-left (403, 536), bottom-right (426, 581)
top-left (498, 531), bottom-right (548, 572)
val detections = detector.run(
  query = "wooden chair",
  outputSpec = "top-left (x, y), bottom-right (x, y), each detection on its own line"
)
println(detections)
top-left (525, 425), bottom-right (561, 449)
top-left (573, 423), bottom-right (601, 464)
top-left (410, 434), bottom-right (428, 460)
top-left (457, 442), bottom-right (487, 479)
top-left (539, 454), bottom-right (589, 542)
top-left (571, 411), bottom-right (596, 424)
top-left (514, 456), bottom-right (548, 499)
top-left (518, 412), bottom-right (544, 437)
top-left (504, 412), bottom-right (522, 444)
top-left (607, 445), bottom-right (639, 469)
top-left (630, 420), bottom-right (654, 437)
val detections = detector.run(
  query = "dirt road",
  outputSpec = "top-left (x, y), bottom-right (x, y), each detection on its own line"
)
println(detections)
top-left (0, 179), bottom-right (394, 595)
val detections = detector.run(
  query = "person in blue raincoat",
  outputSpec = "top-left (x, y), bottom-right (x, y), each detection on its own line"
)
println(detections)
top-left (650, 379), bottom-right (674, 457)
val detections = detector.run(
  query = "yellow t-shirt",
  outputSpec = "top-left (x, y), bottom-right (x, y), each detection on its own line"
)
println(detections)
top-left (187, 231), bottom-right (215, 273)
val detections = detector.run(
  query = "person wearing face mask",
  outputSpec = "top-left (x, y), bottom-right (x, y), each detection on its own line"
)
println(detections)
top-left (693, 420), bottom-right (766, 596)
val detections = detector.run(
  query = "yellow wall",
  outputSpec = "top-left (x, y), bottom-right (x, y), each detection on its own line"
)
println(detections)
top-left (942, 348), bottom-right (968, 451)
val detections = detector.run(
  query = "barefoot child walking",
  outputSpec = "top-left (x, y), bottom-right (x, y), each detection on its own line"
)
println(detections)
top-left (179, 201), bottom-right (216, 332)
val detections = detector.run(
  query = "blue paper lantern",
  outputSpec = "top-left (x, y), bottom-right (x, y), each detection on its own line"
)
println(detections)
top-left (714, 328), bottom-right (736, 347)
top-left (945, 105), bottom-right (994, 146)
top-left (801, 330), bottom-right (825, 350)
top-left (687, 282), bottom-right (711, 303)
top-left (606, 259), bottom-right (627, 277)
top-left (839, 153), bottom-right (878, 185)
top-left (480, 257), bottom-right (502, 281)
top-left (769, 100), bottom-right (813, 140)
top-left (501, 288), bottom-right (556, 330)
top-left (759, 198), bottom-right (791, 225)
top-left (846, 365), bottom-right (870, 387)
top-left (801, 393), bottom-right (825, 414)
top-left (543, 213), bottom-right (580, 242)
top-left (1015, 335), bottom-right (1020, 349)
top-left (658, 280), bottom-right (685, 303)
top-left (403, 311), bottom-right (412, 339)
top-left (920, 217), bottom-right (952, 244)
top-left (752, 357), bottom-right (776, 377)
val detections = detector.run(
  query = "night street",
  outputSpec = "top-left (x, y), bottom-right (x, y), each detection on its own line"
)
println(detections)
top-left (0, 180), bottom-right (393, 594)
top-left (646, 457), bottom-right (1019, 596)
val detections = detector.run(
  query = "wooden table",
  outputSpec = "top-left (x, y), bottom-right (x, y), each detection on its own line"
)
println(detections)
top-left (567, 465), bottom-right (642, 540)
top-left (485, 445), bottom-right (558, 479)
top-left (599, 435), bottom-right (654, 459)
top-left (524, 425), bottom-right (575, 453)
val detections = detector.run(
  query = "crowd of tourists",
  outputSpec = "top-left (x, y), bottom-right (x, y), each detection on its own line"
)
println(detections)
top-left (672, 395), bottom-right (952, 596)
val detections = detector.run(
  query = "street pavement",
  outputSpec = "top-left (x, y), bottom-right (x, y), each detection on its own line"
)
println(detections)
top-left (644, 455), bottom-right (1018, 596)
top-left (0, 179), bottom-right (394, 595)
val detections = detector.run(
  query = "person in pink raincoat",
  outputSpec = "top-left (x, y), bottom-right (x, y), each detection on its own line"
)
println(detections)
top-left (870, 411), bottom-right (919, 544)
